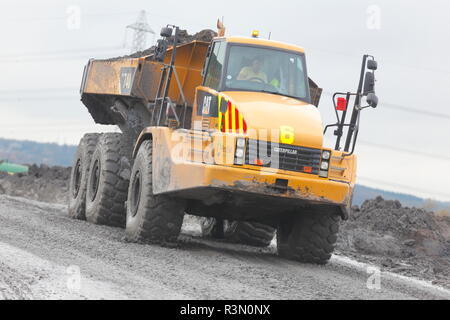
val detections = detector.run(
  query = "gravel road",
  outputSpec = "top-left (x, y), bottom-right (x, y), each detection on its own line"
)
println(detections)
top-left (0, 194), bottom-right (449, 300)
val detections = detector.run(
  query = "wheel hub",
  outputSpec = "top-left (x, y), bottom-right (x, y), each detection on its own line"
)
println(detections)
top-left (72, 159), bottom-right (82, 198)
top-left (90, 159), bottom-right (101, 202)
top-left (130, 170), bottom-right (141, 217)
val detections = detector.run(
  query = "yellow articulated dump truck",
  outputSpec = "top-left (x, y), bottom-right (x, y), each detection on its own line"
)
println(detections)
top-left (69, 22), bottom-right (378, 264)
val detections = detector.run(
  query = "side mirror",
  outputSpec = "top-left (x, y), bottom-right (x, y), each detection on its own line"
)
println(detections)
top-left (367, 60), bottom-right (378, 71)
top-left (160, 27), bottom-right (173, 38)
top-left (366, 93), bottom-right (378, 108)
top-left (206, 44), bottom-right (213, 58)
top-left (201, 45), bottom-right (213, 78)
top-left (363, 72), bottom-right (375, 95)
top-left (154, 39), bottom-right (168, 62)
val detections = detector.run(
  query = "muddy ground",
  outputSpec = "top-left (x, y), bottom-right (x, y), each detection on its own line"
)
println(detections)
top-left (1, 165), bottom-right (449, 290)
top-left (338, 197), bottom-right (450, 287)
top-left (1, 195), bottom-right (449, 299)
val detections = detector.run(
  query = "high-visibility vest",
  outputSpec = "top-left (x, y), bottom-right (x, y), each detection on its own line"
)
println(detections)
top-left (270, 78), bottom-right (280, 88)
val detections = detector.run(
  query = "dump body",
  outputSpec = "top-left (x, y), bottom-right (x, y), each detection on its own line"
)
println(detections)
top-left (80, 41), bottom-right (209, 125)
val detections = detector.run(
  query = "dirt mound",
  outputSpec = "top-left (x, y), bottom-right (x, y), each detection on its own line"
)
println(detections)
top-left (0, 164), bottom-right (70, 204)
top-left (338, 196), bottom-right (450, 286)
top-left (169, 29), bottom-right (218, 44)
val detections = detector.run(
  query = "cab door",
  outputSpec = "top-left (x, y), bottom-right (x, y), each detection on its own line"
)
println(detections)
top-left (193, 40), bottom-right (227, 131)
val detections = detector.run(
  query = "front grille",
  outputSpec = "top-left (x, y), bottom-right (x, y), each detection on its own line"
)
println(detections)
top-left (245, 139), bottom-right (322, 175)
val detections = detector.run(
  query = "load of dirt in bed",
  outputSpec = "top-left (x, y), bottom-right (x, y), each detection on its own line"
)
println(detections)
top-left (338, 196), bottom-right (450, 286)
top-left (116, 29), bottom-right (217, 59)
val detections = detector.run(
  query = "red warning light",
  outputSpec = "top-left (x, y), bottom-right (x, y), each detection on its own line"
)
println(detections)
top-left (254, 159), bottom-right (264, 166)
top-left (336, 97), bottom-right (347, 111)
top-left (304, 166), bottom-right (312, 173)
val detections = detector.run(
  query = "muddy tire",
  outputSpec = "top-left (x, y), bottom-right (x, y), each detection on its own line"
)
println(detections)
top-left (85, 133), bottom-right (131, 228)
top-left (277, 210), bottom-right (340, 264)
top-left (200, 217), bottom-right (224, 238)
top-left (125, 140), bottom-right (185, 244)
top-left (224, 221), bottom-right (276, 247)
top-left (68, 133), bottom-right (100, 220)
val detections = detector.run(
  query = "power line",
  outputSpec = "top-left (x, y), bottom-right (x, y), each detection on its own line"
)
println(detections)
top-left (0, 53), bottom-right (124, 64)
top-left (359, 140), bottom-right (450, 161)
top-left (3, 9), bottom-right (448, 76)
top-left (322, 91), bottom-right (450, 119)
top-left (2, 11), bottom-right (140, 23)
top-left (0, 87), bottom-right (76, 94)
top-left (0, 48), bottom-right (126, 63)
top-left (0, 122), bottom-right (101, 128)
top-left (2, 10), bottom-right (208, 31)
top-left (0, 96), bottom-right (78, 102)
top-left (382, 102), bottom-right (450, 120)
top-left (0, 93), bottom-right (447, 160)
top-left (126, 10), bottom-right (155, 53)
top-left (0, 45), bottom-right (123, 59)
top-left (2, 92), bottom-right (450, 124)
top-left (306, 46), bottom-right (450, 76)
top-left (358, 176), bottom-right (450, 199)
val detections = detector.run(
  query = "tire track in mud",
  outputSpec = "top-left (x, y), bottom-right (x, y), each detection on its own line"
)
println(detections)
top-left (0, 262), bottom-right (35, 300)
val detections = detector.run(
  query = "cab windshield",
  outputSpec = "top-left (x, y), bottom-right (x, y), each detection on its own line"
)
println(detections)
top-left (224, 45), bottom-right (309, 101)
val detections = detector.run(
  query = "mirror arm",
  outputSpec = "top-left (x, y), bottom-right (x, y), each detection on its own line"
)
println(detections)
top-left (342, 112), bottom-right (361, 158)
top-left (323, 123), bottom-right (353, 134)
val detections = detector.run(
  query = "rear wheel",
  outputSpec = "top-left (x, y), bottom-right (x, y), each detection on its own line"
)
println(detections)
top-left (68, 133), bottom-right (100, 220)
top-left (224, 220), bottom-right (275, 247)
top-left (200, 217), bottom-right (224, 238)
top-left (200, 217), bottom-right (275, 247)
top-left (125, 140), bottom-right (185, 244)
top-left (277, 209), bottom-right (340, 264)
top-left (85, 133), bottom-right (131, 228)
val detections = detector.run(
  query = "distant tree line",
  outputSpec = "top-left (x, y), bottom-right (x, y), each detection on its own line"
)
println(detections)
top-left (0, 137), bottom-right (449, 213)
top-left (0, 138), bottom-right (76, 167)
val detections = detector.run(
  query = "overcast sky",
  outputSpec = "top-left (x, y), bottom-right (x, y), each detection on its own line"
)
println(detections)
top-left (0, 0), bottom-right (449, 201)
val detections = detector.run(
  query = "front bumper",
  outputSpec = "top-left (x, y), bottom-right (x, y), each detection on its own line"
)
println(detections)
top-left (160, 160), bottom-right (351, 201)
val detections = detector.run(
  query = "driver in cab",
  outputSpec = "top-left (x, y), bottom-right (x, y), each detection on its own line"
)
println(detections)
top-left (237, 57), bottom-right (268, 83)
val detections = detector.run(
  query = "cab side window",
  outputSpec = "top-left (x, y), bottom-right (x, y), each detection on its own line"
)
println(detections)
top-left (204, 41), bottom-right (225, 90)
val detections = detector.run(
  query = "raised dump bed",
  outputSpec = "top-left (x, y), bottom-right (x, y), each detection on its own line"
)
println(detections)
top-left (80, 41), bottom-right (210, 127)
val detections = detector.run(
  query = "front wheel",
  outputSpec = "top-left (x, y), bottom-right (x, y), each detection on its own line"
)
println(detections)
top-left (277, 209), bottom-right (340, 264)
top-left (125, 140), bottom-right (185, 244)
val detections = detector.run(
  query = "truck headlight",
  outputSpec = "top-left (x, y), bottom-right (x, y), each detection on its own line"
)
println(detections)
top-left (322, 150), bottom-right (331, 160)
top-left (236, 138), bottom-right (246, 148)
top-left (235, 138), bottom-right (246, 165)
top-left (320, 161), bottom-right (329, 170)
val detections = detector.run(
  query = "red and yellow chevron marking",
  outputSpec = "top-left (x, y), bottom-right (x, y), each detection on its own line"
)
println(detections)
top-left (218, 96), bottom-right (247, 134)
